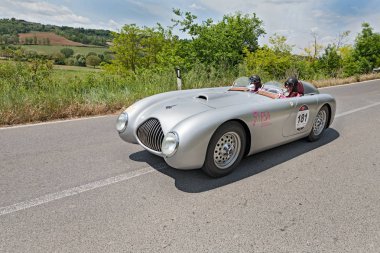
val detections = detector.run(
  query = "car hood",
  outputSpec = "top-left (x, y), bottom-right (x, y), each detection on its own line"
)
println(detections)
top-left (135, 89), bottom-right (268, 132)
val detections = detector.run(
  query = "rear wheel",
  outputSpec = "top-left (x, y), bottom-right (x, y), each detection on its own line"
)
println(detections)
top-left (308, 105), bottom-right (329, 142)
top-left (202, 122), bottom-right (246, 178)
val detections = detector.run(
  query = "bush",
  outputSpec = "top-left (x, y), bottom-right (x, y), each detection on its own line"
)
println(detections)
top-left (60, 47), bottom-right (74, 58)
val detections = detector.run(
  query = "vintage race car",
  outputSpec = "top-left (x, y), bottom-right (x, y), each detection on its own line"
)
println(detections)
top-left (116, 77), bottom-right (336, 177)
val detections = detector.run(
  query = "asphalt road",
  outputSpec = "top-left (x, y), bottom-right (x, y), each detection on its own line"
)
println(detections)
top-left (1, 80), bottom-right (379, 253)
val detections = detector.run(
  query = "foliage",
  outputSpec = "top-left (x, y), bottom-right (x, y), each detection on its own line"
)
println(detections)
top-left (353, 23), bottom-right (380, 72)
top-left (60, 47), bottom-right (74, 58)
top-left (269, 33), bottom-right (293, 54)
top-left (172, 10), bottom-right (265, 66)
top-left (0, 18), bottom-right (112, 46)
top-left (86, 55), bottom-right (101, 68)
top-left (318, 45), bottom-right (342, 77)
top-left (108, 24), bottom-right (170, 74)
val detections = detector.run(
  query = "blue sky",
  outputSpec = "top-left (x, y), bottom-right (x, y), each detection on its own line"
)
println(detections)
top-left (0, 0), bottom-right (379, 53)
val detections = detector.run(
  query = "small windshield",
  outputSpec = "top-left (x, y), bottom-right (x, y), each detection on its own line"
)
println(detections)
top-left (231, 77), bottom-right (288, 96)
top-left (232, 76), bottom-right (250, 87)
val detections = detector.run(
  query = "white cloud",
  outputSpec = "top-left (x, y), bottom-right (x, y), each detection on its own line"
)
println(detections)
top-left (189, 3), bottom-right (205, 10)
top-left (0, 0), bottom-right (91, 27)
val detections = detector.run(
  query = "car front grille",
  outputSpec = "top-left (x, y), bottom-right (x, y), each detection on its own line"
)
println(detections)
top-left (136, 118), bottom-right (164, 152)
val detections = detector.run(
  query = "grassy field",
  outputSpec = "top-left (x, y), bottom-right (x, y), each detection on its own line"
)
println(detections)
top-left (21, 45), bottom-right (110, 55)
top-left (1, 60), bottom-right (379, 126)
top-left (53, 65), bottom-right (102, 72)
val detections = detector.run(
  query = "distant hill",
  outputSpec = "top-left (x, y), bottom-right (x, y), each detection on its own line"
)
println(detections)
top-left (0, 18), bottom-right (113, 46)
top-left (19, 32), bottom-right (84, 46)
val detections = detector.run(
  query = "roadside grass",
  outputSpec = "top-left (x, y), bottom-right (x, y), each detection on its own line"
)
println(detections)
top-left (0, 60), bottom-right (379, 126)
top-left (312, 73), bottom-right (380, 88)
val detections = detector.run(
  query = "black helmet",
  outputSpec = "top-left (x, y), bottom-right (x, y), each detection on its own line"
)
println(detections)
top-left (285, 77), bottom-right (298, 88)
top-left (249, 75), bottom-right (261, 84)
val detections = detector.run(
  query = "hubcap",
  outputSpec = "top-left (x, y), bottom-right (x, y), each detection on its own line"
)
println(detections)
top-left (313, 110), bottom-right (327, 136)
top-left (213, 132), bottom-right (241, 169)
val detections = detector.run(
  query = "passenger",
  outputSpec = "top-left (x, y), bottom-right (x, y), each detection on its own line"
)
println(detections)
top-left (284, 77), bottom-right (304, 97)
top-left (249, 75), bottom-right (262, 92)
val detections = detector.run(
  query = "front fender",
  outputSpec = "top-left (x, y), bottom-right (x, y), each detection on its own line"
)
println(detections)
top-left (164, 105), bottom-right (253, 170)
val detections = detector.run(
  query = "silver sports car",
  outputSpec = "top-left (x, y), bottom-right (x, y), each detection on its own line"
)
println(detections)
top-left (116, 77), bottom-right (336, 177)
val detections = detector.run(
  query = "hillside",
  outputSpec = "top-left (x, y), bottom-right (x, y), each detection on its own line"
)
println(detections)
top-left (0, 18), bottom-right (112, 46)
top-left (18, 32), bottom-right (84, 46)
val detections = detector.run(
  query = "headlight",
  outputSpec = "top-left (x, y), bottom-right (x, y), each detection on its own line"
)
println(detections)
top-left (116, 112), bottom-right (128, 132)
top-left (161, 132), bottom-right (179, 157)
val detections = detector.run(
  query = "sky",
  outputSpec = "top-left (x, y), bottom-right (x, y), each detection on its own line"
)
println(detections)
top-left (0, 0), bottom-right (379, 53)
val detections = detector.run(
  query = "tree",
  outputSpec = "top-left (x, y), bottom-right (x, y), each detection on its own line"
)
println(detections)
top-left (60, 47), bottom-right (74, 58)
top-left (269, 33), bottom-right (293, 54)
top-left (353, 23), bottom-right (380, 72)
top-left (110, 24), bottom-right (168, 73)
top-left (74, 54), bottom-right (86, 66)
top-left (319, 45), bottom-right (342, 77)
top-left (244, 45), bottom-right (293, 80)
top-left (336, 30), bottom-right (350, 49)
top-left (172, 10), bottom-right (265, 66)
top-left (339, 45), bottom-right (360, 77)
top-left (86, 55), bottom-right (101, 68)
top-left (304, 32), bottom-right (323, 61)
top-left (51, 52), bottom-right (65, 65)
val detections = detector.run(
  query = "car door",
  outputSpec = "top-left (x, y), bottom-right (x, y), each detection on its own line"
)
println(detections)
top-left (282, 95), bottom-right (318, 137)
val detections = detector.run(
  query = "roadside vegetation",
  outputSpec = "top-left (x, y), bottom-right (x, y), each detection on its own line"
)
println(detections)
top-left (0, 10), bottom-right (379, 126)
top-left (0, 18), bottom-right (112, 46)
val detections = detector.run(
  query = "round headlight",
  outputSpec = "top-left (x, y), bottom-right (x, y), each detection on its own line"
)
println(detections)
top-left (161, 132), bottom-right (179, 157)
top-left (116, 112), bottom-right (128, 132)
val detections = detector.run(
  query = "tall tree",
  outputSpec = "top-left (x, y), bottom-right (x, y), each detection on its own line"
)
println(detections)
top-left (172, 10), bottom-right (265, 66)
top-left (354, 23), bottom-right (380, 72)
top-left (109, 24), bottom-right (172, 74)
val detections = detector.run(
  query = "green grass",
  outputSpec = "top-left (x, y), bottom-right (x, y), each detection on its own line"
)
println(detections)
top-left (53, 65), bottom-right (101, 72)
top-left (21, 45), bottom-right (110, 55)
top-left (1, 60), bottom-right (379, 126)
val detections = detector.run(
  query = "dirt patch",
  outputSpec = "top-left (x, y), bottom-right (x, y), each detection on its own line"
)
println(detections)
top-left (18, 32), bottom-right (84, 46)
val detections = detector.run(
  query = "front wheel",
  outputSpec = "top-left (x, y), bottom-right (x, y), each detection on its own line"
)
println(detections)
top-left (202, 122), bottom-right (246, 178)
top-left (308, 105), bottom-right (330, 142)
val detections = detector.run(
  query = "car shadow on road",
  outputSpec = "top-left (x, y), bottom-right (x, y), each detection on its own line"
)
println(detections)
top-left (129, 128), bottom-right (339, 193)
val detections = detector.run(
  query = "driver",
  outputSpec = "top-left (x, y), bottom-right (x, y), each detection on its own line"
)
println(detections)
top-left (284, 77), bottom-right (304, 97)
top-left (249, 75), bottom-right (262, 92)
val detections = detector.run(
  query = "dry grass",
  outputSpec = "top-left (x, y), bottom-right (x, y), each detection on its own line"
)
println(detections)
top-left (311, 73), bottom-right (380, 88)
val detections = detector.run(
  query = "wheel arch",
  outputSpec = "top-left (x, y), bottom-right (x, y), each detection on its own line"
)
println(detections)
top-left (224, 119), bottom-right (251, 157)
top-left (322, 103), bottom-right (333, 127)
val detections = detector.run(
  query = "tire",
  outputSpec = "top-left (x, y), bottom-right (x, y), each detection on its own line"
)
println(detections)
top-left (202, 122), bottom-right (246, 178)
top-left (308, 105), bottom-right (330, 142)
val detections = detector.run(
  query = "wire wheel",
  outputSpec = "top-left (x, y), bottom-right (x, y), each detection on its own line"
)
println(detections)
top-left (313, 109), bottom-right (327, 136)
top-left (213, 132), bottom-right (241, 169)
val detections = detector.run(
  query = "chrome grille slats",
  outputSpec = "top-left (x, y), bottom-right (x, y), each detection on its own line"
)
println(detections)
top-left (136, 118), bottom-right (164, 152)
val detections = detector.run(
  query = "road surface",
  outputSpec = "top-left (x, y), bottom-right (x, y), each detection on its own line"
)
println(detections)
top-left (1, 80), bottom-right (379, 252)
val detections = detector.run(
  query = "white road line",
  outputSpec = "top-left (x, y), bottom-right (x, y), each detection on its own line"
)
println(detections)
top-left (0, 164), bottom-right (167, 216)
top-left (335, 102), bottom-right (380, 118)
top-left (0, 115), bottom-right (114, 130)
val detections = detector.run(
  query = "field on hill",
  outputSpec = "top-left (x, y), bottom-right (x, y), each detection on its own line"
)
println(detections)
top-left (18, 32), bottom-right (84, 46)
top-left (21, 45), bottom-right (110, 55)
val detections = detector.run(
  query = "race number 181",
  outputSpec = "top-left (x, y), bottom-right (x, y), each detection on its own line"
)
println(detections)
top-left (296, 110), bottom-right (309, 130)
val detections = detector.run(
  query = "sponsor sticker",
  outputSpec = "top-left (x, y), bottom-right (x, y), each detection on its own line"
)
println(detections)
top-left (296, 105), bottom-right (309, 130)
top-left (252, 111), bottom-right (271, 127)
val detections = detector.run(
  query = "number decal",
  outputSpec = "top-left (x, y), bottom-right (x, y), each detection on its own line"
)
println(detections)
top-left (296, 105), bottom-right (309, 130)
